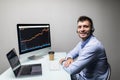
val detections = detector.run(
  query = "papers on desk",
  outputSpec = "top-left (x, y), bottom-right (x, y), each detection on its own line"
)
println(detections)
top-left (49, 61), bottom-right (60, 71)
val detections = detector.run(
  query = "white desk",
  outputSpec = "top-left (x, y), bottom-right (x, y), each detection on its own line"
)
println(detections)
top-left (0, 52), bottom-right (71, 80)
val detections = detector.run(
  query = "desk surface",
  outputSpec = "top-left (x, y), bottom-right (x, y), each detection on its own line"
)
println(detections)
top-left (0, 52), bottom-right (70, 80)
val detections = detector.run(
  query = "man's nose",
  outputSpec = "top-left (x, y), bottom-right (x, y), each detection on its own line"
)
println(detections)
top-left (80, 27), bottom-right (85, 31)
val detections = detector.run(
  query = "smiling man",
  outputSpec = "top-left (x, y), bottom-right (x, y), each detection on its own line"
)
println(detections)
top-left (59, 16), bottom-right (110, 80)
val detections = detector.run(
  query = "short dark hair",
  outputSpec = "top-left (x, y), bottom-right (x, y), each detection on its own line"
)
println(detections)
top-left (77, 16), bottom-right (95, 33)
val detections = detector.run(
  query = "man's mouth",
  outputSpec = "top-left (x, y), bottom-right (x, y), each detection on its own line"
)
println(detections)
top-left (79, 32), bottom-right (89, 37)
top-left (80, 33), bottom-right (87, 35)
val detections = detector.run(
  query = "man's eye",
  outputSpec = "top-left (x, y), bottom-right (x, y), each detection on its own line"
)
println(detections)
top-left (83, 25), bottom-right (89, 28)
top-left (78, 26), bottom-right (81, 28)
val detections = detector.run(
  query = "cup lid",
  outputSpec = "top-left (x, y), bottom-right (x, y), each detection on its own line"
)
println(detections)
top-left (48, 51), bottom-right (54, 54)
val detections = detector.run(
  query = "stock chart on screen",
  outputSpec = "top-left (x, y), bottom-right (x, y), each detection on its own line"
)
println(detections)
top-left (17, 24), bottom-right (51, 54)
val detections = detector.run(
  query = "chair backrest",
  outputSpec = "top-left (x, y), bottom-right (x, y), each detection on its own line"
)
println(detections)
top-left (107, 63), bottom-right (111, 80)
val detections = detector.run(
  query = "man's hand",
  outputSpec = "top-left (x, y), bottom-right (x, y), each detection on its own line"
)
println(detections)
top-left (64, 58), bottom-right (73, 67)
top-left (59, 58), bottom-right (66, 65)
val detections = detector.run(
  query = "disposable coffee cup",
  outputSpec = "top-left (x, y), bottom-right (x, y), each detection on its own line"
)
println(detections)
top-left (48, 51), bottom-right (54, 60)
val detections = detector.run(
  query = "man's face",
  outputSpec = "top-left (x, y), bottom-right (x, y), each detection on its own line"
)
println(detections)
top-left (77, 20), bottom-right (92, 41)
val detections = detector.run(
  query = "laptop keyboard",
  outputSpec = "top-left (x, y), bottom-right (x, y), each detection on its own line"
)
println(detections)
top-left (20, 66), bottom-right (32, 75)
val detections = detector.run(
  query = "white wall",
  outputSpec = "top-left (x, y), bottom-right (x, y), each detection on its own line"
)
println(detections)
top-left (0, 0), bottom-right (119, 79)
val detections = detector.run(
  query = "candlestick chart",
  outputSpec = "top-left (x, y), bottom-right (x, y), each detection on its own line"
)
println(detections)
top-left (19, 27), bottom-right (51, 52)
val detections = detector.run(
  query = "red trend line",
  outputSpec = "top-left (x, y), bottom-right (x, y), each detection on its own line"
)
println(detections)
top-left (21, 28), bottom-right (49, 43)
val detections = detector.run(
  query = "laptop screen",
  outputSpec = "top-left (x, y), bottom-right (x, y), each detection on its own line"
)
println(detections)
top-left (6, 49), bottom-right (21, 70)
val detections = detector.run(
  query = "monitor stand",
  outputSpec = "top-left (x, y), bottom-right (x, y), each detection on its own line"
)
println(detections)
top-left (28, 55), bottom-right (43, 60)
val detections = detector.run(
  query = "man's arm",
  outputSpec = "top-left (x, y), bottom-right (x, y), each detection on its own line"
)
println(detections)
top-left (62, 45), bottom-right (99, 75)
top-left (65, 42), bottom-right (81, 59)
top-left (59, 42), bottom-right (81, 66)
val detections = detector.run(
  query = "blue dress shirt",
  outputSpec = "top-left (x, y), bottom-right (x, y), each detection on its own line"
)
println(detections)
top-left (62, 35), bottom-right (109, 80)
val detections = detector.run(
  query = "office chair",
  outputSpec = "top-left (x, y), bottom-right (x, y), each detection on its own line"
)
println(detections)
top-left (106, 63), bottom-right (111, 80)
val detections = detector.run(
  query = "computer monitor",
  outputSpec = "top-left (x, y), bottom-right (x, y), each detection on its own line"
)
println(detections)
top-left (17, 24), bottom-right (51, 60)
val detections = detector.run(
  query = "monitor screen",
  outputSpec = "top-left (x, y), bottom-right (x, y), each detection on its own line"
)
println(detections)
top-left (17, 24), bottom-right (51, 55)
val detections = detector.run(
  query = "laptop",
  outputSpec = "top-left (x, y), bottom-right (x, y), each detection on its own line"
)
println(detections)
top-left (6, 48), bottom-right (42, 77)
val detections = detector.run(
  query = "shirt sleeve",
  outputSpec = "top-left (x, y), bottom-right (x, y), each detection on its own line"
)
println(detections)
top-left (62, 44), bottom-right (99, 75)
top-left (66, 42), bottom-right (81, 59)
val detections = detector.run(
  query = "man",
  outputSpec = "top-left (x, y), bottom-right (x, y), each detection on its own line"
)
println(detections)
top-left (59, 16), bottom-right (110, 80)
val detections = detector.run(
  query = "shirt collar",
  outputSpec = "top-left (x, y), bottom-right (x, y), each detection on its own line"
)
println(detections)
top-left (81, 35), bottom-right (93, 48)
